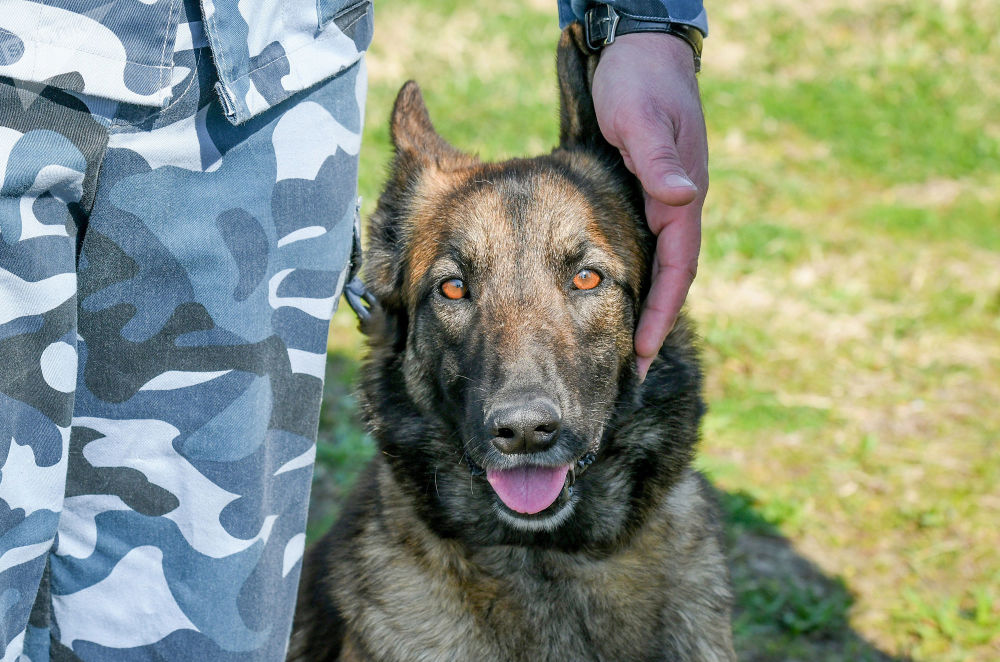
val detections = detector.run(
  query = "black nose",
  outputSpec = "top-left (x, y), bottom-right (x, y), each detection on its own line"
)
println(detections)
top-left (487, 397), bottom-right (562, 455)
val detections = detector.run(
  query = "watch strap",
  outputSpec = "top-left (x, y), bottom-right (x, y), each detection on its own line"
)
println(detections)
top-left (583, 4), bottom-right (703, 73)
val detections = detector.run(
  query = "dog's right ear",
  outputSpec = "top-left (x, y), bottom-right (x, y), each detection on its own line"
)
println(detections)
top-left (389, 81), bottom-right (471, 168)
top-left (557, 23), bottom-right (602, 150)
top-left (365, 82), bottom-right (475, 329)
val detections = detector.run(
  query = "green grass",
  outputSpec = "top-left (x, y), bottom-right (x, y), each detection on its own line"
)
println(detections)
top-left (317, 0), bottom-right (1000, 660)
top-left (737, 579), bottom-right (853, 638)
top-left (861, 202), bottom-right (1000, 252)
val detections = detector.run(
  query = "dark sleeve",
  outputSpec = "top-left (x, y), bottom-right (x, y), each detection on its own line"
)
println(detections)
top-left (557, 0), bottom-right (708, 36)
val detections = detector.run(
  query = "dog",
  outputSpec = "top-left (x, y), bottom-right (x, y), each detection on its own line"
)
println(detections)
top-left (288, 23), bottom-right (735, 662)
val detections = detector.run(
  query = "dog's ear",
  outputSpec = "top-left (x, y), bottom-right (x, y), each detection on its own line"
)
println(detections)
top-left (557, 23), bottom-right (602, 149)
top-left (365, 82), bottom-right (475, 331)
top-left (390, 81), bottom-right (471, 168)
top-left (556, 25), bottom-right (652, 308)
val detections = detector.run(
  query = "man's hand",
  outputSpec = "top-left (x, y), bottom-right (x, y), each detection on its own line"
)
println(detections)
top-left (591, 32), bottom-right (708, 382)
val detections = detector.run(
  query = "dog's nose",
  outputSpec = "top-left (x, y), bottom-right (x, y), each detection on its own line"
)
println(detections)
top-left (487, 397), bottom-right (562, 455)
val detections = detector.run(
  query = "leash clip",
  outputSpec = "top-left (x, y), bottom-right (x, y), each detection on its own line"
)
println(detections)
top-left (343, 201), bottom-right (377, 323)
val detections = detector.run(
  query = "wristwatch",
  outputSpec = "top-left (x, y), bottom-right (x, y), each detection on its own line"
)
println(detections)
top-left (583, 4), bottom-right (703, 73)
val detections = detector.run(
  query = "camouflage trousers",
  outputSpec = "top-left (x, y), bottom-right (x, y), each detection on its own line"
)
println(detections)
top-left (0, 22), bottom-right (364, 662)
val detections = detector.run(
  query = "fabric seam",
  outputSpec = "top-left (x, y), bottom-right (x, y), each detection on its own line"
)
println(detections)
top-left (16, 39), bottom-right (172, 70)
top-left (27, 0), bottom-right (47, 81)
top-left (205, 3), bottom-right (233, 105)
top-left (227, 16), bottom-right (368, 86)
top-left (109, 47), bottom-right (205, 134)
top-left (156, 0), bottom-right (181, 100)
top-left (611, 8), bottom-right (674, 22)
top-left (611, 8), bottom-right (705, 33)
top-left (319, 0), bottom-right (369, 32)
top-left (230, 1), bottom-right (370, 81)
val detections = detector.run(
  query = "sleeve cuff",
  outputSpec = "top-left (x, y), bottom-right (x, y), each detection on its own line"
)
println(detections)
top-left (558, 1), bottom-right (708, 37)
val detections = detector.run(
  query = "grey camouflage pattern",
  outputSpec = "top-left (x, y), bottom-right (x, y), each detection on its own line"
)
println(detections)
top-left (0, 0), bottom-right (373, 124)
top-left (0, 2), bottom-right (364, 656)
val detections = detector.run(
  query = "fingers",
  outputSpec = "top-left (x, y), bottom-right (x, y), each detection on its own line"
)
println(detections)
top-left (620, 126), bottom-right (700, 209)
top-left (589, 31), bottom-right (707, 382)
top-left (625, 100), bottom-right (706, 381)
top-left (634, 199), bottom-right (701, 382)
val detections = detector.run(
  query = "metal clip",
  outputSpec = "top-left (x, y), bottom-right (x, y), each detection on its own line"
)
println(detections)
top-left (584, 4), bottom-right (620, 51)
top-left (343, 200), bottom-right (376, 323)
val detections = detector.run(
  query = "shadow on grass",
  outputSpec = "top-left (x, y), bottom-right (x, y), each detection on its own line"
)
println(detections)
top-left (310, 353), bottom-right (907, 662)
top-left (718, 490), bottom-right (908, 661)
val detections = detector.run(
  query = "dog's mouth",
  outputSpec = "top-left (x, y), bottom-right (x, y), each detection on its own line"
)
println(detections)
top-left (486, 465), bottom-right (569, 514)
top-left (465, 452), bottom-right (596, 518)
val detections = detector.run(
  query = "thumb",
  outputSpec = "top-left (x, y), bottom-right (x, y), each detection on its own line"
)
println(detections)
top-left (625, 129), bottom-right (698, 210)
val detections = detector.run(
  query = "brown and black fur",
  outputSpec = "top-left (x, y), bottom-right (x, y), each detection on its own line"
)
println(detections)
top-left (289, 24), bottom-right (734, 662)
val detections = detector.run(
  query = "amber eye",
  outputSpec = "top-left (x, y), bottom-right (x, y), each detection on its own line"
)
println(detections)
top-left (440, 278), bottom-right (467, 300)
top-left (572, 269), bottom-right (602, 290)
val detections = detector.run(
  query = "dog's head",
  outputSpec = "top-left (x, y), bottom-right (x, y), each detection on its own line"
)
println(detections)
top-left (360, 25), bottom-right (701, 547)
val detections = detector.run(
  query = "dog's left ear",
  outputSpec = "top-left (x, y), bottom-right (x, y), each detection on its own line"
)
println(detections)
top-left (557, 23), bottom-right (603, 149)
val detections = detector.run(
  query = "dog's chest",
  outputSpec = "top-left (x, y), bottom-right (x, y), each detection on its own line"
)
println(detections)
top-left (443, 554), bottom-right (668, 662)
top-left (352, 551), bottom-right (666, 662)
top-left (512, 559), bottom-right (670, 657)
top-left (485, 578), bottom-right (664, 662)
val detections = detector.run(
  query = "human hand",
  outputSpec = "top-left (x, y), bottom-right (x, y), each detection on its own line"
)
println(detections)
top-left (591, 31), bottom-right (708, 382)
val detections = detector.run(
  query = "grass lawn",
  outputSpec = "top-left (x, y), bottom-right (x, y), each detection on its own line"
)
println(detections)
top-left (312, 1), bottom-right (1000, 660)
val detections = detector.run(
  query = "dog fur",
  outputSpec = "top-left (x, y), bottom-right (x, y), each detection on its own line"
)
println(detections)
top-left (288, 24), bottom-right (735, 662)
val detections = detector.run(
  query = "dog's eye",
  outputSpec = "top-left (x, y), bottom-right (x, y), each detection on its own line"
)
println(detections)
top-left (440, 278), bottom-right (467, 300)
top-left (572, 269), bottom-right (602, 291)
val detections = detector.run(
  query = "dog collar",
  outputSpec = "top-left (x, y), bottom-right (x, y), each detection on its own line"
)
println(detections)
top-left (583, 4), bottom-right (703, 73)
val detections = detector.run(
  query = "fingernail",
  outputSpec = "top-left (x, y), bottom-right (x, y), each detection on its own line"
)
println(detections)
top-left (664, 174), bottom-right (696, 190)
top-left (636, 356), bottom-right (652, 383)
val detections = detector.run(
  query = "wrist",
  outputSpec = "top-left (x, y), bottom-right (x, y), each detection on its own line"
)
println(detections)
top-left (605, 31), bottom-right (698, 76)
top-left (583, 4), bottom-right (703, 73)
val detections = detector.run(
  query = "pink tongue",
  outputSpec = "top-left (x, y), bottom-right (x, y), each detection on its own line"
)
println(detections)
top-left (486, 465), bottom-right (570, 515)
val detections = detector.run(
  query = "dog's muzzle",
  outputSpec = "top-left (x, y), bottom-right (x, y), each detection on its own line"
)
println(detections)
top-left (486, 394), bottom-right (562, 455)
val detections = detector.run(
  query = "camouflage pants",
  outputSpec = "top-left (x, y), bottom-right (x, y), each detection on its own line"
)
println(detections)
top-left (0, 21), bottom-right (364, 662)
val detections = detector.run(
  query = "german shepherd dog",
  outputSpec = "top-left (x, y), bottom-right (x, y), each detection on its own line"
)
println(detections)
top-left (289, 24), bottom-right (734, 662)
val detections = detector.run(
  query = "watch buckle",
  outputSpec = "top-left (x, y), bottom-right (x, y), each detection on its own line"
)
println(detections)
top-left (584, 4), bottom-right (620, 51)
